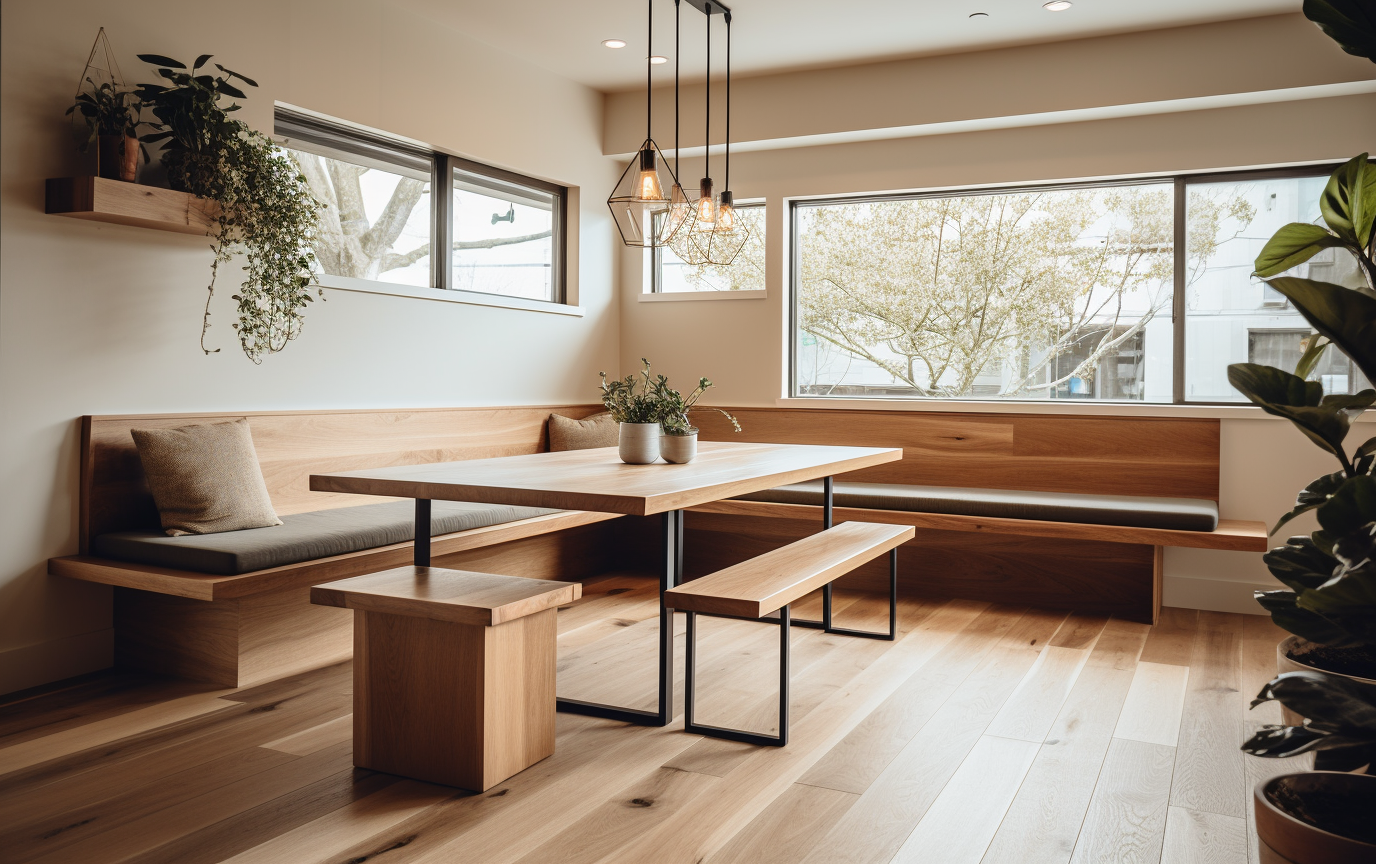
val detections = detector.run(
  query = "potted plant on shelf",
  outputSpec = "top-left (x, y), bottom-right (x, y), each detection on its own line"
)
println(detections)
top-left (601, 359), bottom-right (670, 464)
top-left (1227, 154), bottom-right (1376, 709)
top-left (137, 54), bottom-right (321, 364)
top-left (650, 375), bottom-right (741, 465)
top-left (67, 78), bottom-right (147, 182)
top-left (1242, 671), bottom-right (1376, 861)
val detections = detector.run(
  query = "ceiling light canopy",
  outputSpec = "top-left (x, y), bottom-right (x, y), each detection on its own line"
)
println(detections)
top-left (649, 55), bottom-right (669, 64)
top-left (602, 39), bottom-right (626, 48)
top-left (1043, 1), bottom-right (1072, 10)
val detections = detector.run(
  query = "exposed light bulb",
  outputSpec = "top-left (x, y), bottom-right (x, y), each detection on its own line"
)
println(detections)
top-left (695, 177), bottom-right (717, 225)
top-left (635, 147), bottom-right (665, 201)
top-left (661, 183), bottom-right (692, 242)
top-left (715, 190), bottom-right (737, 232)
top-left (602, 39), bottom-right (627, 48)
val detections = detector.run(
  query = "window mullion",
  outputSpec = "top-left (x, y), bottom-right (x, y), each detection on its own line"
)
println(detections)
top-left (433, 154), bottom-right (453, 291)
top-left (1173, 176), bottom-right (1187, 405)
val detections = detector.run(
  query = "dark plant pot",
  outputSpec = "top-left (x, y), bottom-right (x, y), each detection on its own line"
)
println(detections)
top-left (1277, 636), bottom-right (1376, 729)
top-left (1254, 772), bottom-right (1376, 863)
top-left (97, 133), bottom-right (139, 182)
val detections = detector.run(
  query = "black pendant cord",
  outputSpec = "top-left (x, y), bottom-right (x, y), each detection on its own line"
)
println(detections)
top-left (675, 0), bottom-right (681, 177)
top-left (704, 3), bottom-right (711, 186)
top-left (646, 0), bottom-right (653, 142)
top-left (725, 12), bottom-right (731, 193)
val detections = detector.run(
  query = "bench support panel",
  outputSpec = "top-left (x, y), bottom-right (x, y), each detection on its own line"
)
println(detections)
top-left (684, 511), bottom-right (1161, 625)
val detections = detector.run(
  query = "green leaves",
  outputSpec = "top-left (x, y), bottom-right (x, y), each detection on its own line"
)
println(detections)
top-left (1242, 670), bottom-right (1376, 759)
top-left (1320, 153), bottom-right (1376, 248)
top-left (137, 53), bottom-right (185, 68)
top-left (1254, 223), bottom-right (1344, 277)
top-left (1304, 0), bottom-right (1376, 61)
top-left (1266, 278), bottom-right (1376, 384)
top-left (1273, 470), bottom-right (1347, 535)
top-left (1264, 536), bottom-right (1336, 592)
top-left (1226, 363), bottom-right (1373, 463)
top-left (1317, 475), bottom-right (1376, 537)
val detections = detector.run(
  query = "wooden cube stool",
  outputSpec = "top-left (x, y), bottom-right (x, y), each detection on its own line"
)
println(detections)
top-left (311, 566), bottom-right (580, 791)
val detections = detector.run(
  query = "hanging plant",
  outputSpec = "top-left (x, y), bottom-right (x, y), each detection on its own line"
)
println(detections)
top-left (137, 54), bottom-right (321, 363)
top-left (66, 28), bottom-right (148, 182)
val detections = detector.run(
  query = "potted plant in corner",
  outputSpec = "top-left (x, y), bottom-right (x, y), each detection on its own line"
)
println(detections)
top-left (1227, 153), bottom-right (1376, 720)
top-left (600, 359), bottom-right (669, 464)
top-left (1242, 671), bottom-right (1376, 861)
top-left (651, 375), bottom-right (741, 465)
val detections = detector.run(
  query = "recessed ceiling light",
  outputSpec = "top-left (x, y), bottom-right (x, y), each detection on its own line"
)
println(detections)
top-left (648, 55), bottom-right (668, 65)
top-left (969, 11), bottom-right (989, 17)
top-left (1043, 1), bottom-right (1072, 10)
top-left (602, 39), bottom-right (627, 48)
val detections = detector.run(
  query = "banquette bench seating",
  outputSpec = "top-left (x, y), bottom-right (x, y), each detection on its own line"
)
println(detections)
top-left (48, 406), bottom-right (618, 687)
top-left (48, 403), bottom-right (1267, 688)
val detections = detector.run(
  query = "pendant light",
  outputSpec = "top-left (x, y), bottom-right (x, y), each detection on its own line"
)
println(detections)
top-left (608, 0), bottom-right (681, 248)
top-left (672, 2), bottom-right (750, 266)
top-left (658, 0), bottom-right (692, 245)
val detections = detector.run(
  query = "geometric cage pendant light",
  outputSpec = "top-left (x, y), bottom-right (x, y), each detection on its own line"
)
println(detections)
top-left (671, 0), bottom-right (751, 266)
top-left (608, 0), bottom-right (682, 248)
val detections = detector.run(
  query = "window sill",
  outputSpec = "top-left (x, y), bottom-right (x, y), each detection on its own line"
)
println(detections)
top-left (639, 290), bottom-right (767, 302)
top-left (775, 396), bottom-right (1376, 422)
top-left (320, 274), bottom-right (583, 317)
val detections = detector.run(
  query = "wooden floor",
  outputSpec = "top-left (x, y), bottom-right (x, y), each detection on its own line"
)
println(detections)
top-left (0, 574), bottom-right (1310, 864)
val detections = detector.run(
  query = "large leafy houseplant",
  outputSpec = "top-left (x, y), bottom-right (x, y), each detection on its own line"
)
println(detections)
top-left (1227, 154), bottom-right (1376, 679)
top-left (137, 54), bottom-right (320, 363)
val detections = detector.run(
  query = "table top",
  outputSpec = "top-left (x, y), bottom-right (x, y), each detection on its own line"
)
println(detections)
top-left (310, 566), bottom-right (581, 627)
top-left (310, 441), bottom-right (902, 516)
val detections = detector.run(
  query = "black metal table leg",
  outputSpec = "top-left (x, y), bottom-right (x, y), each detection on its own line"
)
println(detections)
top-left (557, 508), bottom-right (682, 727)
top-left (414, 498), bottom-right (431, 567)
top-left (794, 476), bottom-right (834, 632)
top-left (683, 605), bottom-right (789, 746)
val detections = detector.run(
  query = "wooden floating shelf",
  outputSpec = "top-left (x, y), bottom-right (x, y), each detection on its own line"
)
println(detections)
top-left (45, 176), bottom-right (218, 235)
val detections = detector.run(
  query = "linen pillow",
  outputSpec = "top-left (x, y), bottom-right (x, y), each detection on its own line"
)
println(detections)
top-left (131, 418), bottom-right (282, 536)
top-left (548, 412), bottom-right (618, 451)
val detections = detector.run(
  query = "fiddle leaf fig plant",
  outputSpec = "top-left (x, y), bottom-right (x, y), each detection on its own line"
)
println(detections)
top-left (137, 54), bottom-right (320, 363)
top-left (1302, 0), bottom-right (1376, 63)
top-left (1229, 154), bottom-right (1376, 666)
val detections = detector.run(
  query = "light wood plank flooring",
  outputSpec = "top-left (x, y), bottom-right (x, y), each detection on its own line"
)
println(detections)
top-left (0, 575), bottom-right (1310, 864)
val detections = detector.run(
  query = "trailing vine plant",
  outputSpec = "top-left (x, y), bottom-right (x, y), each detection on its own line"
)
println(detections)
top-left (137, 54), bottom-right (320, 363)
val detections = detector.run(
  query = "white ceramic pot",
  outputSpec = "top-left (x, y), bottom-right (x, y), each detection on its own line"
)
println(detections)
top-left (661, 432), bottom-right (698, 464)
top-left (1276, 635), bottom-right (1376, 725)
top-left (618, 422), bottom-right (661, 464)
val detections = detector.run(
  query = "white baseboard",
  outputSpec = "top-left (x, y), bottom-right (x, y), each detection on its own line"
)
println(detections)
top-left (0, 630), bottom-right (113, 696)
top-left (1163, 575), bottom-right (1274, 616)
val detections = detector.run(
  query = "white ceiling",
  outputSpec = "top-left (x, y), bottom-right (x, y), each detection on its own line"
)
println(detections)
top-left (396, 0), bottom-right (1299, 92)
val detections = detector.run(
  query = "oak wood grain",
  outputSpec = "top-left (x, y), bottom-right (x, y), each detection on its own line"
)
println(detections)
top-left (45, 176), bottom-right (219, 235)
top-left (312, 566), bottom-right (580, 627)
top-left (1069, 738), bottom-right (1176, 864)
top-left (310, 441), bottom-right (903, 516)
top-left (693, 407), bottom-right (1221, 501)
top-left (1114, 661), bottom-right (1191, 748)
top-left (1169, 611), bottom-right (1246, 819)
top-left (664, 522), bottom-right (913, 618)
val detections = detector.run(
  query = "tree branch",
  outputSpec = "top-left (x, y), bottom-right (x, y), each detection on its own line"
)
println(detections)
top-left (379, 230), bottom-right (554, 274)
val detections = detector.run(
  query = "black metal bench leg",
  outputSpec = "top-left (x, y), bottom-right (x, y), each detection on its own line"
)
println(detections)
top-left (683, 606), bottom-right (789, 747)
top-left (824, 548), bottom-right (898, 641)
top-left (795, 476), bottom-right (834, 631)
top-left (557, 508), bottom-right (681, 726)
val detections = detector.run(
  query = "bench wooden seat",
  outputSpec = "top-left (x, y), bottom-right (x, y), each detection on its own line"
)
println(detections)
top-left (47, 406), bottom-right (619, 688)
top-left (312, 567), bottom-right (578, 791)
top-left (665, 522), bottom-right (914, 746)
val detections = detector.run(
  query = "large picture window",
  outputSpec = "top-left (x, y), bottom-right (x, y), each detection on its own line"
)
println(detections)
top-left (276, 109), bottom-right (566, 306)
top-left (790, 166), bottom-right (1367, 403)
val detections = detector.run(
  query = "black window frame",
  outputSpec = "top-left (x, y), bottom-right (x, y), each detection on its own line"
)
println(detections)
top-left (787, 162), bottom-right (1342, 406)
top-left (275, 108), bottom-right (568, 306)
top-left (650, 202), bottom-right (766, 294)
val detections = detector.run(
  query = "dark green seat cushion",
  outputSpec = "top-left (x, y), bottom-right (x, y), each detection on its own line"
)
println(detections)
top-left (735, 480), bottom-right (1218, 532)
top-left (92, 500), bottom-right (561, 576)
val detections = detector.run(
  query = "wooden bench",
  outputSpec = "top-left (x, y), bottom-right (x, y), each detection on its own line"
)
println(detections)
top-left (47, 406), bottom-right (620, 688)
top-left (685, 407), bottom-right (1268, 625)
top-left (311, 566), bottom-right (579, 791)
top-left (665, 521), bottom-right (915, 746)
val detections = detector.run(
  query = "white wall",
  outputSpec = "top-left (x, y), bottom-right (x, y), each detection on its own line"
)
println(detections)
top-left (609, 18), bottom-right (1376, 615)
top-left (0, 0), bottom-right (621, 693)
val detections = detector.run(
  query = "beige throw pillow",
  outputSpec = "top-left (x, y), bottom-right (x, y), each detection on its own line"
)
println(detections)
top-left (131, 418), bottom-right (282, 536)
top-left (548, 412), bottom-right (618, 451)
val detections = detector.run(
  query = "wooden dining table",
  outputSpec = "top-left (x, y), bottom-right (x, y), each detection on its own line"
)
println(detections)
top-left (311, 440), bottom-right (902, 726)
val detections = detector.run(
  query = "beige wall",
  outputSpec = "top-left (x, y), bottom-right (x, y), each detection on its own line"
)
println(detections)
top-left (611, 18), bottom-right (1376, 615)
top-left (0, 0), bottom-right (620, 693)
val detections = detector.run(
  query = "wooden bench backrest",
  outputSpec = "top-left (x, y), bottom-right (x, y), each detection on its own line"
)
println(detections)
top-left (694, 407), bottom-right (1220, 503)
top-left (79, 405), bottom-right (602, 553)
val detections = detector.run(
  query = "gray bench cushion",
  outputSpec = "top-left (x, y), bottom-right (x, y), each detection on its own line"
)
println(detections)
top-left (92, 500), bottom-right (561, 576)
top-left (735, 480), bottom-right (1218, 532)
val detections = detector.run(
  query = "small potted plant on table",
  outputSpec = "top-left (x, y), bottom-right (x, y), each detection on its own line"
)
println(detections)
top-left (652, 375), bottom-right (741, 465)
top-left (600, 359), bottom-right (668, 464)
